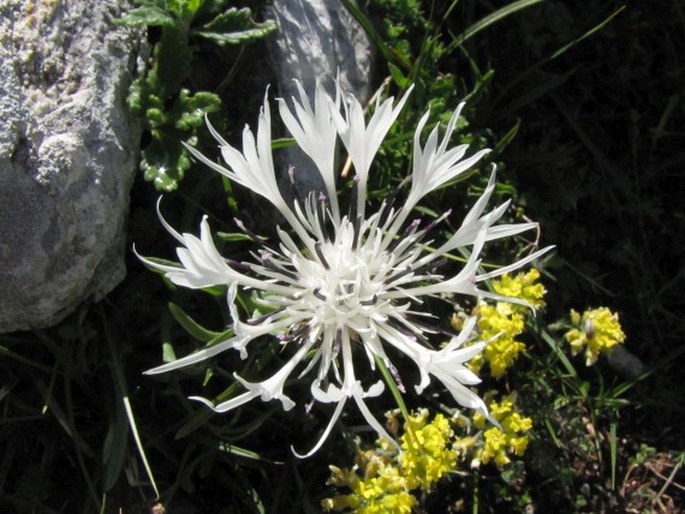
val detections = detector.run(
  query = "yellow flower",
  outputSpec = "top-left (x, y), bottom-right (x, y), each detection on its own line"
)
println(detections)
top-left (492, 268), bottom-right (547, 309)
top-left (357, 489), bottom-right (416, 514)
top-left (565, 307), bottom-right (626, 365)
top-left (323, 409), bottom-right (460, 512)
top-left (472, 303), bottom-right (526, 377)
top-left (400, 410), bottom-right (457, 490)
top-left (322, 463), bottom-right (414, 513)
top-left (480, 427), bottom-right (511, 467)
top-left (453, 269), bottom-right (545, 377)
top-left (471, 396), bottom-right (532, 468)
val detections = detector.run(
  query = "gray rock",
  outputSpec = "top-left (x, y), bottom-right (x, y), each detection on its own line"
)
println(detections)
top-left (265, 0), bottom-right (375, 199)
top-left (606, 345), bottom-right (646, 380)
top-left (0, 0), bottom-right (143, 332)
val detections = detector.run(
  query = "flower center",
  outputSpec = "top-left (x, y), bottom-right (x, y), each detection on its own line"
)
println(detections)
top-left (302, 219), bottom-right (388, 328)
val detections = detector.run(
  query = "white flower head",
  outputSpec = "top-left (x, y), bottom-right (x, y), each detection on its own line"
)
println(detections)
top-left (138, 81), bottom-right (552, 457)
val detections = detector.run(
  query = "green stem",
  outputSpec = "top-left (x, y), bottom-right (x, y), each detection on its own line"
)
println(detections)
top-left (374, 355), bottom-right (419, 445)
top-left (374, 355), bottom-right (410, 420)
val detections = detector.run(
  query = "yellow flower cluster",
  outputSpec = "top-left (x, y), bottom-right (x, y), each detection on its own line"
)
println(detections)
top-left (471, 396), bottom-right (533, 468)
top-left (322, 410), bottom-right (458, 513)
top-left (399, 409), bottom-right (457, 490)
top-left (322, 464), bottom-right (416, 514)
top-left (455, 269), bottom-right (546, 377)
top-left (473, 302), bottom-right (526, 377)
top-left (492, 268), bottom-right (547, 309)
top-left (565, 307), bottom-right (626, 365)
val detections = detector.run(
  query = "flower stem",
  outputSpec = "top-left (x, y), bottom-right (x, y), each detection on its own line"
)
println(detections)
top-left (374, 355), bottom-right (419, 445)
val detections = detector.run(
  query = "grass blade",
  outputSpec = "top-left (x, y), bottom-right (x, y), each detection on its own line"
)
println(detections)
top-left (103, 309), bottom-right (160, 500)
top-left (341, 0), bottom-right (412, 72)
top-left (449, 0), bottom-right (547, 48)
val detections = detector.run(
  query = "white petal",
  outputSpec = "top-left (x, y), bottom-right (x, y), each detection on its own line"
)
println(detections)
top-left (190, 391), bottom-right (259, 413)
top-left (144, 335), bottom-right (247, 375)
top-left (291, 396), bottom-right (347, 458)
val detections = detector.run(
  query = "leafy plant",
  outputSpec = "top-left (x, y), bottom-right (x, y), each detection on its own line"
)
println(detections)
top-left (118, 0), bottom-right (276, 191)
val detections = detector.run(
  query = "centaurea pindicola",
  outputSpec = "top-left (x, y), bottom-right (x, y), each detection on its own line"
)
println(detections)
top-left (137, 81), bottom-right (551, 456)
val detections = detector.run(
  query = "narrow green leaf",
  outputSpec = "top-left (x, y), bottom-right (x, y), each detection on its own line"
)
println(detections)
top-left (537, 326), bottom-right (578, 377)
top-left (498, 68), bottom-right (575, 119)
top-left (609, 420), bottom-right (618, 490)
top-left (123, 396), bottom-right (159, 499)
top-left (449, 0), bottom-right (547, 48)
top-left (341, 0), bottom-right (412, 72)
top-left (375, 355), bottom-right (410, 422)
top-left (271, 137), bottom-right (297, 150)
top-left (388, 62), bottom-right (410, 89)
top-left (104, 312), bottom-right (160, 500)
top-left (494, 6), bottom-right (626, 106)
top-left (162, 341), bottom-right (177, 363)
top-left (168, 302), bottom-right (224, 342)
top-left (102, 405), bottom-right (129, 491)
top-left (549, 6), bottom-right (626, 61)
top-left (216, 231), bottom-right (255, 242)
top-left (218, 443), bottom-right (262, 460)
top-left (494, 120), bottom-right (520, 155)
top-left (0, 344), bottom-right (52, 372)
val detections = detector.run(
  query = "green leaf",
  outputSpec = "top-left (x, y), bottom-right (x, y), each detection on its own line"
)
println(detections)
top-left (216, 231), bottom-right (254, 243)
top-left (341, 0), bottom-right (412, 72)
top-left (494, 120), bottom-right (520, 155)
top-left (168, 302), bottom-right (225, 342)
top-left (174, 90), bottom-right (221, 131)
top-left (388, 62), bottom-right (410, 89)
top-left (140, 139), bottom-right (191, 192)
top-left (155, 26), bottom-right (193, 97)
top-left (162, 341), bottom-right (177, 363)
top-left (116, 5), bottom-right (175, 27)
top-left (271, 137), bottom-right (297, 150)
top-left (103, 313), bottom-right (159, 499)
top-left (218, 442), bottom-right (262, 460)
top-left (449, 0), bottom-right (547, 47)
top-left (192, 8), bottom-right (277, 46)
top-left (165, 0), bottom-right (202, 19)
top-left (183, 0), bottom-right (204, 20)
top-left (102, 405), bottom-right (128, 491)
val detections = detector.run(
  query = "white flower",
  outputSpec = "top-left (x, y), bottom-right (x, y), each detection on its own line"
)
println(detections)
top-left (137, 81), bottom-right (552, 457)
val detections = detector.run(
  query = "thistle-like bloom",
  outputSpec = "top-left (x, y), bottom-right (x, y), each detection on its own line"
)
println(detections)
top-left (137, 81), bottom-right (551, 457)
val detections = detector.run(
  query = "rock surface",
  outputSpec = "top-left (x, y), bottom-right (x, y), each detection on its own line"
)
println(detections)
top-left (0, 0), bottom-right (142, 332)
top-left (265, 0), bottom-right (375, 198)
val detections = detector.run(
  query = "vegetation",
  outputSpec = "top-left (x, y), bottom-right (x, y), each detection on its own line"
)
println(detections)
top-left (0, 1), bottom-right (682, 513)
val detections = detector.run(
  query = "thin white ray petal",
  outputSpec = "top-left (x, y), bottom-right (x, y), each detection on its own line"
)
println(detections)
top-left (144, 335), bottom-right (247, 375)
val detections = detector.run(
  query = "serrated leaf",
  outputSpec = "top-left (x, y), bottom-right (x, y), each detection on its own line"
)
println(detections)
top-left (116, 5), bottom-right (175, 27)
top-left (126, 78), bottom-right (147, 114)
top-left (192, 7), bottom-right (277, 46)
top-left (175, 90), bottom-right (221, 130)
top-left (180, 90), bottom-right (222, 110)
top-left (193, 25), bottom-right (277, 45)
top-left (140, 139), bottom-right (192, 191)
top-left (141, 160), bottom-right (179, 192)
